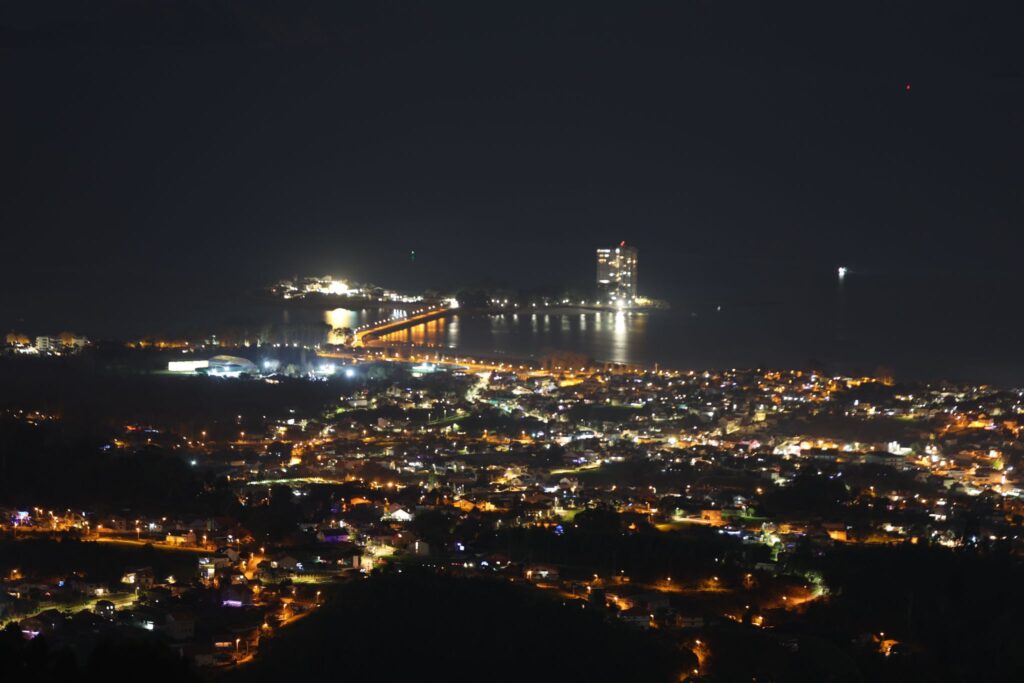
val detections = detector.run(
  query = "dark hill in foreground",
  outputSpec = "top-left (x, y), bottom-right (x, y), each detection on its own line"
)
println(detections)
top-left (237, 571), bottom-right (690, 683)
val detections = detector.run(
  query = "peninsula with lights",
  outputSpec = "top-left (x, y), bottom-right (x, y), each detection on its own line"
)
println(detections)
top-left (264, 243), bottom-right (668, 315)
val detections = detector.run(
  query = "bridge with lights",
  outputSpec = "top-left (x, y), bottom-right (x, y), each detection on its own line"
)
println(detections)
top-left (349, 304), bottom-right (455, 346)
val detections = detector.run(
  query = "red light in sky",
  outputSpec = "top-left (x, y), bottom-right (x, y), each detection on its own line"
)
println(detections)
top-left (905, 83), bottom-right (911, 92)
top-left (620, 240), bottom-right (626, 247)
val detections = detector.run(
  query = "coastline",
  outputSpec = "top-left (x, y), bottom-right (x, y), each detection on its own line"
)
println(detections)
top-left (252, 291), bottom-right (668, 316)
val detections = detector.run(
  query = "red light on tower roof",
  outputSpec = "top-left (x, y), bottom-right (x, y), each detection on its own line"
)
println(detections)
top-left (905, 83), bottom-right (911, 92)
top-left (620, 240), bottom-right (626, 247)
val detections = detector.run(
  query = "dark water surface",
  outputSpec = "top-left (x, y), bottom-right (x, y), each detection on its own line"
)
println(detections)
top-left (3, 271), bottom-right (1020, 385)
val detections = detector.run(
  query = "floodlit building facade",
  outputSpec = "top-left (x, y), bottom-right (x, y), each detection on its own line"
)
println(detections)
top-left (596, 243), bottom-right (638, 304)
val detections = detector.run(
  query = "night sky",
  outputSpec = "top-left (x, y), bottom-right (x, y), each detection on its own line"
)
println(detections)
top-left (2, 2), bottom-right (1023, 360)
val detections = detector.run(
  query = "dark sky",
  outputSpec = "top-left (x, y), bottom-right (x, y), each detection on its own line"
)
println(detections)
top-left (2, 1), bottom-right (1023, 332)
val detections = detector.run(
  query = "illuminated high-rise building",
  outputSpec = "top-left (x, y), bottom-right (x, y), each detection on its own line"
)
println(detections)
top-left (596, 242), bottom-right (638, 303)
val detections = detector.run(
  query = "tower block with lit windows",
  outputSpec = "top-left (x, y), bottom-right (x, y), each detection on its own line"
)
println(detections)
top-left (596, 242), bottom-right (638, 306)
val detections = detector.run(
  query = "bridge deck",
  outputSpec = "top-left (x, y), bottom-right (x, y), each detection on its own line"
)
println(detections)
top-left (352, 306), bottom-right (453, 345)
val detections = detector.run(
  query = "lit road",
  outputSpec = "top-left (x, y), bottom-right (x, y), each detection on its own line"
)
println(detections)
top-left (317, 346), bottom-right (555, 378)
top-left (0, 591), bottom-right (137, 628)
top-left (91, 535), bottom-right (212, 553)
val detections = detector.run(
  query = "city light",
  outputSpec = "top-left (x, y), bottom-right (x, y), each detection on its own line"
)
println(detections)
top-left (5, 7), bottom-right (1018, 677)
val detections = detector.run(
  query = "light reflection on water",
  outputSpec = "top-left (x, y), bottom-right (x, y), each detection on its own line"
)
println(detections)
top-left (17, 272), bottom-right (1021, 383)
top-left (324, 308), bottom-right (363, 344)
top-left (372, 311), bottom-right (647, 365)
top-left (317, 296), bottom-right (1020, 384)
top-left (324, 307), bottom-right (422, 344)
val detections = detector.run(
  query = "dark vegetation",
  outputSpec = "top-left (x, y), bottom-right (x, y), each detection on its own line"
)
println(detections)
top-left (762, 413), bottom-right (935, 444)
top-left (759, 472), bottom-right (851, 517)
top-left (0, 354), bottom-right (341, 435)
top-left (798, 544), bottom-right (1024, 682)
top-left (567, 403), bottom-right (644, 424)
top-left (0, 418), bottom-right (219, 514)
top-left (700, 621), bottom-right (864, 683)
top-left (0, 538), bottom-right (202, 585)
top-left (238, 570), bottom-right (688, 683)
top-left (0, 624), bottom-right (200, 683)
top-left (490, 514), bottom-right (768, 583)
